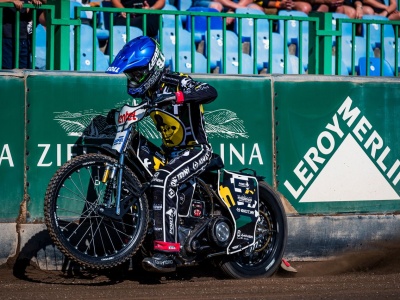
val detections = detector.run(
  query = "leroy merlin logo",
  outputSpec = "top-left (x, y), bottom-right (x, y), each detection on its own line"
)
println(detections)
top-left (284, 96), bottom-right (400, 202)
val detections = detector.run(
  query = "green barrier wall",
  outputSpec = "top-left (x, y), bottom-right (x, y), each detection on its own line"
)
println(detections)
top-left (25, 72), bottom-right (129, 219)
top-left (0, 73), bottom-right (25, 221)
top-left (21, 71), bottom-right (273, 221)
top-left (0, 71), bottom-right (399, 222)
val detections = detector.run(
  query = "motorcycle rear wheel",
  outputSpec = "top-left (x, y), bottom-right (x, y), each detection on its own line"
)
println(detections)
top-left (219, 181), bottom-right (287, 279)
top-left (44, 153), bottom-right (149, 269)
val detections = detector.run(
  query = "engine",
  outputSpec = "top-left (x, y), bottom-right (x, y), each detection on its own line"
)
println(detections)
top-left (178, 214), bottom-right (233, 257)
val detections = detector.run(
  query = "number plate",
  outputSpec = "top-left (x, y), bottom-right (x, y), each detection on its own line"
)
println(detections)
top-left (112, 129), bottom-right (129, 153)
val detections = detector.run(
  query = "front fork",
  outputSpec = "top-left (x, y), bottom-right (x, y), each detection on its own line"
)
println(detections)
top-left (101, 153), bottom-right (125, 216)
top-left (115, 154), bottom-right (125, 216)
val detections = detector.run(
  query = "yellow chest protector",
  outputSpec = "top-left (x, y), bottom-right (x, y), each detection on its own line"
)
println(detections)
top-left (150, 109), bottom-right (185, 147)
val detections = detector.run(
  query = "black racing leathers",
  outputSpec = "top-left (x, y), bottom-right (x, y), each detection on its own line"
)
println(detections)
top-left (148, 71), bottom-right (217, 253)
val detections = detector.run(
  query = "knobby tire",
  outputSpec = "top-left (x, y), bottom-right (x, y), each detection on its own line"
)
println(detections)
top-left (219, 181), bottom-right (287, 279)
top-left (44, 153), bottom-right (149, 270)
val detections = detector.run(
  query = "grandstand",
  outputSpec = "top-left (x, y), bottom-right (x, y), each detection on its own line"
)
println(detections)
top-left (0, 0), bottom-right (399, 76)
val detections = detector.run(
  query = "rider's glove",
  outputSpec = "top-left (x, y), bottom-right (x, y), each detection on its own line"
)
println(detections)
top-left (153, 91), bottom-right (184, 106)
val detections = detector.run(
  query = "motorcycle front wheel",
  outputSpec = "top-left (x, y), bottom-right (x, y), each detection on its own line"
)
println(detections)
top-left (44, 153), bottom-right (149, 269)
top-left (219, 181), bottom-right (287, 279)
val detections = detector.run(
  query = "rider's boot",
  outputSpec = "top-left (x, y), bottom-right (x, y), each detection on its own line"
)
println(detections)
top-left (142, 252), bottom-right (177, 273)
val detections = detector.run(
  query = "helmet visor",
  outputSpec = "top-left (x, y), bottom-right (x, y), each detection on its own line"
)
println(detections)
top-left (125, 67), bottom-right (150, 87)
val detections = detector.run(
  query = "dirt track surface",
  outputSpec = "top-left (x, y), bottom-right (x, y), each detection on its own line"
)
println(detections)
top-left (2, 242), bottom-right (400, 300)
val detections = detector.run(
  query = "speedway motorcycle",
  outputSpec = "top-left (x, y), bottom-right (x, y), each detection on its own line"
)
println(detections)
top-left (44, 99), bottom-right (287, 279)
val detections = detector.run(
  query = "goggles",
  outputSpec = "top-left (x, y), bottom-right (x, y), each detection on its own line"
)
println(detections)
top-left (125, 67), bottom-right (149, 86)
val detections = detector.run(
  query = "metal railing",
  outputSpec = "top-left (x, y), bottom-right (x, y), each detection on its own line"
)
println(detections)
top-left (334, 17), bottom-right (400, 76)
top-left (1, 2), bottom-right (400, 76)
top-left (0, 3), bottom-right (55, 69)
top-left (73, 6), bottom-right (320, 74)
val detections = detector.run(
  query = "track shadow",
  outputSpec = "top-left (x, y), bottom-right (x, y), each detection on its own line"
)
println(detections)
top-left (12, 229), bottom-right (132, 285)
top-left (11, 228), bottom-right (225, 285)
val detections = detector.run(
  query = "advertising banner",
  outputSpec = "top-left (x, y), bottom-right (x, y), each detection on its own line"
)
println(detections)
top-left (0, 73), bottom-right (25, 221)
top-left (275, 77), bottom-right (400, 213)
top-left (25, 72), bottom-right (129, 220)
top-left (24, 72), bottom-right (273, 220)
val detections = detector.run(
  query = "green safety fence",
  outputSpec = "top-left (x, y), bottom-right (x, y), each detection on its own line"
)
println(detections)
top-left (311, 13), bottom-right (400, 76)
top-left (1, 3), bottom-right (400, 76)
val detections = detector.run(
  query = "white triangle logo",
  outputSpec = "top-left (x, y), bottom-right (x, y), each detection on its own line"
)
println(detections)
top-left (299, 134), bottom-right (400, 202)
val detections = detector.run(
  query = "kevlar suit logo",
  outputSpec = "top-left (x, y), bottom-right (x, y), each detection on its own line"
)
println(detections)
top-left (166, 207), bottom-right (176, 235)
top-left (150, 110), bottom-right (185, 147)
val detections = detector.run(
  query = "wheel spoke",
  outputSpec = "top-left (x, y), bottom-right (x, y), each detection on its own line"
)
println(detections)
top-left (45, 154), bottom-right (148, 268)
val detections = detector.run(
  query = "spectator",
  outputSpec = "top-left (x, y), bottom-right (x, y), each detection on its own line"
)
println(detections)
top-left (259, 0), bottom-right (312, 14)
top-left (314, 0), bottom-right (373, 19)
top-left (352, 0), bottom-right (374, 19)
top-left (111, 0), bottom-right (165, 37)
top-left (191, 0), bottom-right (264, 12)
top-left (362, 0), bottom-right (400, 20)
top-left (190, 0), bottom-right (265, 26)
top-left (1, 0), bottom-right (46, 69)
top-left (308, 0), bottom-right (373, 18)
top-left (310, 0), bottom-right (350, 17)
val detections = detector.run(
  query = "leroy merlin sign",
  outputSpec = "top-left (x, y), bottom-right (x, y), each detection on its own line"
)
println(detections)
top-left (284, 96), bottom-right (399, 202)
top-left (275, 80), bottom-right (400, 214)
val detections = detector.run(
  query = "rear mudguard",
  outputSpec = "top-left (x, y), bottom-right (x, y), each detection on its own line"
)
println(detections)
top-left (217, 169), bottom-right (260, 254)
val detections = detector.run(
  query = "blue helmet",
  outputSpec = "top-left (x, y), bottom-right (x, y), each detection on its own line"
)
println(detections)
top-left (106, 36), bottom-right (165, 97)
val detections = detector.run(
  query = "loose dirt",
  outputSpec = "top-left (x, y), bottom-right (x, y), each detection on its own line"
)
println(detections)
top-left (2, 241), bottom-right (400, 299)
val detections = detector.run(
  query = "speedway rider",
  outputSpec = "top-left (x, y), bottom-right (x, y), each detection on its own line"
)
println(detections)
top-left (106, 36), bottom-right (218, 273)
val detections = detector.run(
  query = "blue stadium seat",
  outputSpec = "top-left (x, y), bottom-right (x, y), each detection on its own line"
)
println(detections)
top-left (101, 0), bottom-right (113, 31)
top-left (252, 32), bottom-right (284, 72)
top-left (331, 56), bottom-right (349, 75)
top-left (109, 26), bottom-right (143, 58)
top-left (171, 51), bottom-right (208, 73)
top-left (205, 30), bottom-right (241, 70)
top-left (331, 13), bottom-right (353, 74)
top-left (269, 54), bottom-right (294, 74)
top-left (358, 57), bottom-right (394, 76)
top-left (162, 3), bottom-right (183, 30)
top-left (383, 37), bottom-right (399, 73)
top-left (95, 1), bottom-right (110, 41)
top-left (177, 0), bottom-right (192, 11)
top-left (362, 15), bottom-right (395, 49)
top-left (331, 13), bottom-right (352, 42)
top-left (288, 54), bottom-right (306, 74)
top-left (177, 0), bottom-right (193, 25)
top-left (70, 24), bottom-right (109, 71)
top-left (278, 10), bottom-right (309, 70)
top-left (254, 17), bottom-right (300, 75)
top-left (278, 10), bottom-right (309, 45)
top-left (186, 7), bottom-right (223, 43)
top-left (341, 36), bottom-right (374, 74)
top-left (71, 1), bottom-right (109, 41)
top-left (204, 29), bottom-right (256, 74)
top-left (234, 8), bottom-right (269, 43)
top-left (164, 3), bottom-right (178, 10)
top-left (217, 52), bottom-right (255, 74)
top-left (161, 28), bottom-right (193, 68)
top-left (70, 1), bottom-right (90, 19)
top-left (34, 24), bottom-right (46, 69)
